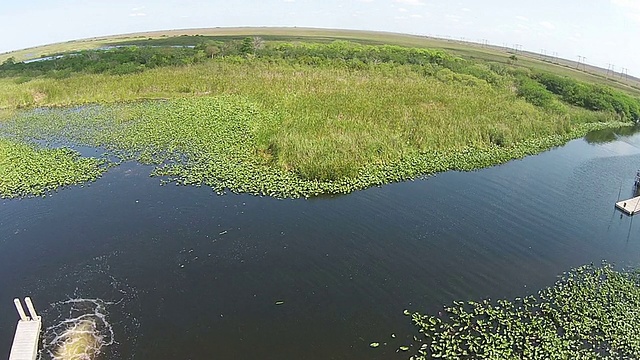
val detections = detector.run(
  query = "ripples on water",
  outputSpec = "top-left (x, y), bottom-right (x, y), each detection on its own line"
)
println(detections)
top-left (44, 299), bottom-right (112, 360)
top-left (1, 131), bottom-right (640, 359)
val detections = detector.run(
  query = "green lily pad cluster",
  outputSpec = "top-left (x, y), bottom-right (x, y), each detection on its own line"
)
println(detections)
top-left (410, 263), bottom-right (640, 359)
top-left (0, 137), bottom-right (105, 198)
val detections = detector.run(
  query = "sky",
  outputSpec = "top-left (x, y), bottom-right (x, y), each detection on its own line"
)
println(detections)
top-left (1, 0), bottom-right (639, 76)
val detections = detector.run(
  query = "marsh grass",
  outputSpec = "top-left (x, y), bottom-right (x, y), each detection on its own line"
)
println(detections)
top-left (0, 44), bottom-right (634, 197)
top-left (0, 94), bottom-right (625, 198)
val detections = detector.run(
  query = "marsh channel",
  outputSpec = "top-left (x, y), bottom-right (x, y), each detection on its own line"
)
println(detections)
top-left (1, 126), bottom-right (640, 360)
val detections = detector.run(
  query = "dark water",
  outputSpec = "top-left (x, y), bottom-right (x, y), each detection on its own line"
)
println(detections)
top-left (2, 129), bottom-right (640, 360)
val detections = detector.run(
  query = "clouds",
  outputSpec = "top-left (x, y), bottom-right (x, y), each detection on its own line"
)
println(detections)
top-left (394, 0), bottom-right (425, 6)
top-left (611, 0), bottom-right (640, 21)
top-left (129, 6), bottom-right (146, 17)
top-left (539, 21), bottom-right (555, 30)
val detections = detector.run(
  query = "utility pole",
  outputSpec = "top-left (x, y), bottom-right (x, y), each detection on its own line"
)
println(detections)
top-left (621, 67), bottom-right (629, 80)
top-left (607, 63), bottom-right (615, 77)
top-left (513, 44), bottom-right (522, 54)
top-left (576, 55), bottom-right (583, 69)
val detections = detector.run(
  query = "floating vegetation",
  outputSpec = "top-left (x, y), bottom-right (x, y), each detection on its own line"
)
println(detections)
top-left (0, 96), bottom-right (629, 199)
top-left (0, 138), bottom-right (105, 198)
top-left (410, 263), bottom-right (640, 359)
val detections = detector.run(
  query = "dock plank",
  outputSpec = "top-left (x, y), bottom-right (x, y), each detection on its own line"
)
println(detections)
top-left (615, 196), bottom-right (640, 215)
top-left (9, 320), bottom-right (41, 360)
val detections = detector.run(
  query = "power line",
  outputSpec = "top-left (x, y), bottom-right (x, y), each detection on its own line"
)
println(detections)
top-left (607, 63), bottom-right (615, 77)
top-left (621, 67), bottom-right (629, 80)
top-left (576, 56), bottom-right (587, 71)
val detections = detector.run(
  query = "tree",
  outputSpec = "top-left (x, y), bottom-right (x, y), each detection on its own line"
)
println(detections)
top-left (240, 37), bottom-right (254, 55)
top-left (252, 37), bottom-right (265, 52)
top-left (2, 57), bottom-right (16, 66)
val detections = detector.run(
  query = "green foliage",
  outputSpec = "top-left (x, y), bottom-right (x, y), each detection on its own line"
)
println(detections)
top-left (263, 40), bottom-right (457, 68)
top-left (0, 46), bottom-right (205, 79)
top-left (0, 39), bottom-right (636, 197)
top-left (240, 37), bottom-right (255, 55)
top-left (0, 138), bottom-right (105, 198)
top-left (457, 63), bottom-right (505, 87)
top-left (533, 72), bottom-right (640, 121)
top-left (515, 76), bottom-right (557, 109)
top-left (411, 263), bottom-right (640, 359)
top-left (2, 57), bottom-right (16, 66)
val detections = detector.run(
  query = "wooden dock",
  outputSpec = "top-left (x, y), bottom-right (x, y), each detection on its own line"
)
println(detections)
top-left (9, 298), bottom-right (41, 360)
top-left (616, 196), bottom-right (640, 215)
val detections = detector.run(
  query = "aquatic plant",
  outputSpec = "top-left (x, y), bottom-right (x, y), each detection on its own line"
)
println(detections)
top-left (0, 96), bottom-right (628, 198)
top-left (410, 263), bottom-right (640, 359)
top-left (0, 138), bottom-right (105, 198)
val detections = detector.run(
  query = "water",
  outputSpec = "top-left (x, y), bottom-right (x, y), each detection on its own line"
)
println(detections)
top-left (1, 129), bottom-right (640, 359)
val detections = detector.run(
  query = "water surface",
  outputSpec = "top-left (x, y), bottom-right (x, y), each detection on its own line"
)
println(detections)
top-left (1, 129), bottom-right (640, 359)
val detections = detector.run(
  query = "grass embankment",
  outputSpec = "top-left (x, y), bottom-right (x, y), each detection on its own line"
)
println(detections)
top-left (0, 41), bottom-right (638, 197)
top-left (410, 263), bottom-right (640, 359)
top-left (0, 138), bottom-right (105, 198)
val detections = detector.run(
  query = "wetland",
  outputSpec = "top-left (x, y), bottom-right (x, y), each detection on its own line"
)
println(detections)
top-left (2, 31), bottom-right (640, 359)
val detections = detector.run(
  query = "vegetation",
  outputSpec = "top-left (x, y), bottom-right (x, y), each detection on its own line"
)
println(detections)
top-left (410, 263), bottom-right (640, 359)
top-left (0, 46), bottom-right (205, 79)
top-left (533, 72), bottom-right (640, 121)
top-left (0, 38), bottom-right (639, 198)
top-left (0, 137), bottom-right (105, 198)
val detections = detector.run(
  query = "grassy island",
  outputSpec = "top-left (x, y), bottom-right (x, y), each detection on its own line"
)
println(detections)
top-left (0, 29), bottom-right (639, 198)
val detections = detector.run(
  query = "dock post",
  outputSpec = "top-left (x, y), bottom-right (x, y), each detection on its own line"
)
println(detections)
top-left (24, 297), bottom-right (39, 320)
top-left (9, 297), bottom-right (42, 360)
top-left (13, 298), bottom-right (29, 321)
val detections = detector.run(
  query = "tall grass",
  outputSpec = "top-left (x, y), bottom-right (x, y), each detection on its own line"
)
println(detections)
top-left (0, 47), bottom-right (634, 197)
